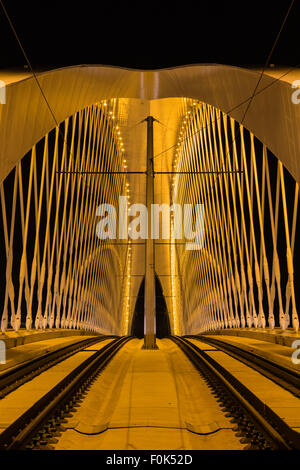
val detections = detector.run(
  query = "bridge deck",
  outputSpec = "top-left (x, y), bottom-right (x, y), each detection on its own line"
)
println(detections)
top-left (0, 334), bottom-right (300, 449)
top-left (54, 338), bottom-right (244, 450)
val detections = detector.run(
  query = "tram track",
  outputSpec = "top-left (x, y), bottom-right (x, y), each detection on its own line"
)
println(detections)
top-left (0, 336), bottom-right (131, 450)
top-left (0, 335), bottom-right (116, 399)
top-left (187, 334), bottom-right (300, 397)
top-left (1, 335), bottom-right (299, 450)
top-left (48, 337), bottom-right (249, 451)
top-left (171, 336), bottom-right (300, 450)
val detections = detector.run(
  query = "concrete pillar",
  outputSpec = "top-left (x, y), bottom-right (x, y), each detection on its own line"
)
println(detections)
top-left (143, 116), bottom-right (158, 349)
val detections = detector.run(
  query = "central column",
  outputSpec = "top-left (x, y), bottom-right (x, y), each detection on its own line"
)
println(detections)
top-left (143, 116), bottom-right (158, 349)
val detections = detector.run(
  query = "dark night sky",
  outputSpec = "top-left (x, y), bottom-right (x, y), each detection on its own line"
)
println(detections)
top-left (0, 0), bottom-right (299, 70)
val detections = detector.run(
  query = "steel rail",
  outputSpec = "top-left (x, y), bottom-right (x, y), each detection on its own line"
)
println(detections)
top-left (0, 336), bottom-right (131, 450)
top-left (187, 335), bottom-right (300, 397)
top-left (0, 335), bottom-right (116, 398)
top-left (171, 336), bottom-right (300, 450)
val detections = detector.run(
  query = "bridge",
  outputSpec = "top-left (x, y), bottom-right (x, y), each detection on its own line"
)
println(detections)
top-left (0, 64), bottom-right (299, 451)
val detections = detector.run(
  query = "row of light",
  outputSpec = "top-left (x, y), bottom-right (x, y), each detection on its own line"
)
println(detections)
top-left (103, 99), bottom-right (132, 335)
top-left (170, 100), bottom-right (199, 335)
top-left (119, 114), bottom-right (132, 335)
top-left (124, 241), bottom-right (132, 335)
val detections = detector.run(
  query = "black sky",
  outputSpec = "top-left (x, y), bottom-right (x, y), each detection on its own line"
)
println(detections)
top-left (0, 0), bottom-right (299, 70)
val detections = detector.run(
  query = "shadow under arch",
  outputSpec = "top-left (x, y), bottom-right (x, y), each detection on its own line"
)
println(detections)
top-left (131, 275), bottom-right (171, 339)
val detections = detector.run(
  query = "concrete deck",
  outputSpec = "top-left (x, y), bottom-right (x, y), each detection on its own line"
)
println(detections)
top-left (1, 333), bottom-right (300, 450)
